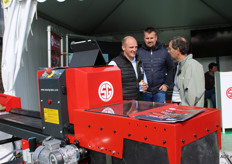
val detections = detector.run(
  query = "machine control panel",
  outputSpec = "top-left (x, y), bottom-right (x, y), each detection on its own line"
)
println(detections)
top-left (40, 69), bottom-right (64, 79)
top-left (39, 68), bottom-right (69, 139)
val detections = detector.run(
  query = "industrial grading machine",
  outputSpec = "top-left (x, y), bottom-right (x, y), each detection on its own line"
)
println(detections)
top-left (0, 40), bottom-right (221, 164)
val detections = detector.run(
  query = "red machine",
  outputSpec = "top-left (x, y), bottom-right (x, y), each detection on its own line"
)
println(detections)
top-left (0, 40), bottom-right (221, 164)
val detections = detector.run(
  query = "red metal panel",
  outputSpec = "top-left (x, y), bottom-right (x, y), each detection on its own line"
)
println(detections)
top-left (66, 66), bottom-right (123, 124)
top-left (0, 93), bottom-right (21, 112)
top-left (21, 139), bottom-right (29, 150)
top-left (68, 105), bottom-right (221, 164)
top-left (37, 70), bottom-right (44, 117)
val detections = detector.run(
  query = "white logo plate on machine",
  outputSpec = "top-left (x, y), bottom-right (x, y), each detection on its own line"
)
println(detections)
top-left (98, 81), bottom-right (114, 102)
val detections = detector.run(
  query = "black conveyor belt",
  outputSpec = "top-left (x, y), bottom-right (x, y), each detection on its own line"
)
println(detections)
top-left (0, 109), bottom-right (48, 142)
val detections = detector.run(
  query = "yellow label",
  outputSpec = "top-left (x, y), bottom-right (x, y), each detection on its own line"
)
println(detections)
top-left (44, 108), bottom-right (59, 124)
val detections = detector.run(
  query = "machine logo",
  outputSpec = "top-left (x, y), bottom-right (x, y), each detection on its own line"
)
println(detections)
top-left (102, 107), bottom-right (115, 114)
top-left (226, 87), bottom-right (232, 99)
top-left (98, 81), bottom-right (114, 102)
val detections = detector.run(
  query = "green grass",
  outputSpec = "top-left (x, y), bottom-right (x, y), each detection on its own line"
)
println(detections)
top-left (223, 129), bottom-right (232, 135)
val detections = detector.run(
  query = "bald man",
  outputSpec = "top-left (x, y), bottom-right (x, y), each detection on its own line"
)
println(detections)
top-left (109, 36), bottom-right (148, 100)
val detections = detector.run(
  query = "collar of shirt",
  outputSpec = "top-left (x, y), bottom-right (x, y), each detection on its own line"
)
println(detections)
top-left (131, 57), bottom-right (138, 79)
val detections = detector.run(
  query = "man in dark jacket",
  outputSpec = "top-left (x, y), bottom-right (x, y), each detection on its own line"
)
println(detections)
top-left (137, 27), bottom-right (174, 103)
top-left (109, 36), bottom-right (148, 100)
top-left (204, 62), bottom-right (218, 108)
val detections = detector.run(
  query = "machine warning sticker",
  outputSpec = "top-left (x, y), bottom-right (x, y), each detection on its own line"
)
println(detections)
top-left (98, 81), bottom-right (114, 102)
top-left (44, 108), bottom-right (59, 124)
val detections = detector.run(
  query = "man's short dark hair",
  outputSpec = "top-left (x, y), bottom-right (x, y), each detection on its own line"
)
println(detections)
top-left (144, 27), bottom-right (157, 34)
top-left (208, 62), bottom-right (218, 70)
top-left (170, 36), bottom-right (189, 55)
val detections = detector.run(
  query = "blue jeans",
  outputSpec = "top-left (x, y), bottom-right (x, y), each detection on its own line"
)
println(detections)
top-left (205, 88), bottom-right (216, 108)
top-left (143, 90), bottom-right (166, 103)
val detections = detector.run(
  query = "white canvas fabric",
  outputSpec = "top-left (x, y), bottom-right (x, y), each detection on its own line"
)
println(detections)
top-left (2, 0), bottom-right (37, 95)
top-left (0, 0), bottom-right (37, 163)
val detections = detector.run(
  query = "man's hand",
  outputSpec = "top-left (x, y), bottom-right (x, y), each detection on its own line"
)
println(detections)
top-left (140, 80), bottom-right (148, 92)
top-left (159, 84), bottom-right (168, 91)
